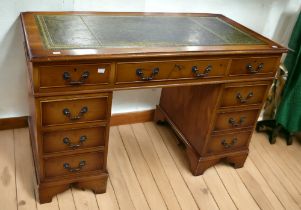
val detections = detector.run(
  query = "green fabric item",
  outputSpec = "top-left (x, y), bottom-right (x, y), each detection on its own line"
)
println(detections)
top-left (276, 12), bottom-right (301, 133)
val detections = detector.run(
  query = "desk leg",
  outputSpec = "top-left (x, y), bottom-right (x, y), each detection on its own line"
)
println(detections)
top-left (186, 146), bottom-right (248, 175)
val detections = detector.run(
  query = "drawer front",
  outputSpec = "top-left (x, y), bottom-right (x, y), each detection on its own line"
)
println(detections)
top-left (39, 63), bottom-right (111, 89)
top-left (41, 96), bottom-right (109, 126)
top-left (213, 109), bottom-right (259, 132)
top-left (43, 126), bottom-right (106, 154)
top-left (207, 131), bottom-right (252, 154)
top-left (115, 59), bottom-right (229, 83)
top-left (44, 152), bottom-right (104, 178)
top-left (229, 57), bottom-right (279, 76)
top-left (220, 83), bottom-right (269, 108)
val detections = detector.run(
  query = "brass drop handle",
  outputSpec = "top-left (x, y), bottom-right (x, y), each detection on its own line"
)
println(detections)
top-left (236, 92), bottom-right (253, 103)
top-left (63, 71), bottom-right (90, 85)
top-left (63, 160), bottom-right (86, 172)
top-left (136, 67), bottom-right (159, 81)
top-left (63, 135), bottom-right (87, 149)
top-left (192, 65), bottom-right (212, 78)
top-left (221, 138), bottom-right (237, 148)
top-left (63, 106), bottom-right (88, 120)
top-left (228, 117), bottom-right (246, 127)
top-left (246, 63), bottom-right (264, 73)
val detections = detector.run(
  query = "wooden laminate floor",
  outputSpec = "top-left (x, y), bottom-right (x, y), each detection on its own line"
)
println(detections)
top-left (1, 122), bottom-right (301, 210)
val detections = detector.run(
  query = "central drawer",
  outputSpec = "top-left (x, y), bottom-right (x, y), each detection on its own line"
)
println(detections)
top-left (115, 59), bottom-right (229, 83)
top-left (44, 151), bottom-right (104, 178)
top-left (41, 94), bottom-right (110, 126)
top-left (43, 126), bottom-right (106, 154)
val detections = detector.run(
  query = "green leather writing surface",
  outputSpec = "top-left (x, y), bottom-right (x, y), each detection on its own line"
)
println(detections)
top-left (35, 15), bottom-right (264, 50)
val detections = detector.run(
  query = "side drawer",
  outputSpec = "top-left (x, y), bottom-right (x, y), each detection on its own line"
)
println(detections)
top-left (206, 131), bottom-right (252, 154)
top-left (39, 63), bottom-right (111, 89)
top-left (41, 94), bottom-right (110, 127)
top-left (229, 57), bottom-right (279, 76)
top-left (213, 109), bottom-right (259, 132)
top-left (219, 82), bottom-right (270, 108)
top-left (44, 151), bottom-right (104, 178)
top-left (115, 59), bottom-right (229, 84)
top-left (43, 126), bottom-right (107, 154)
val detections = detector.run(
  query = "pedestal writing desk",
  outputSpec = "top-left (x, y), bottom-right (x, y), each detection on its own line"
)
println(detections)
top-left (20, 12), bottom-right (286, 203)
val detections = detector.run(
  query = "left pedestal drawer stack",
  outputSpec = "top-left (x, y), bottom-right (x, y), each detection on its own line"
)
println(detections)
top-left (27, 63), bottom-right (113, 204)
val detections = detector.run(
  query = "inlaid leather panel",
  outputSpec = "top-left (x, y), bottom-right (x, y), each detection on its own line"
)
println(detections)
top-left (35, 15), bottom-right (263, 49)
top-left (213, 109), bottom-right (259, 132)
top-left (43, 126), bottom-right (106, 154)
top-left (206, 131), bottom-right (252, 154)
top-left (220, 83), bottom-right (270, 108)
top-left (229, 57), bottom-right (279, 76)
top-left (41, 95), bottom-right (109, 126)
top-left (39, 63), bottom-right (111, 89)
top-left (44, 151), bottom-right (104, 178)
top-left (115, 59), bottom-right (229, 83)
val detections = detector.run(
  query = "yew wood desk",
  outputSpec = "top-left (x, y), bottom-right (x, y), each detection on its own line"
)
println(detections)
top-left (20, 12), bottom-right (286, 203)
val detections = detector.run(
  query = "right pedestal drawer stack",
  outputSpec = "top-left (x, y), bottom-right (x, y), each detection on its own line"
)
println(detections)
top-left (156, 56), bottom-right (278, 176)
top-left (208, 81), bottom-right (271, 156)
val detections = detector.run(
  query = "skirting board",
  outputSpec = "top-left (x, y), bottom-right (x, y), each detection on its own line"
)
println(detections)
top-left (0, 109), bottom-right (155, 130)
top-left (0, 116), bottom-right (28, 130)
top-left (110, 109), bottom-right (155, 126)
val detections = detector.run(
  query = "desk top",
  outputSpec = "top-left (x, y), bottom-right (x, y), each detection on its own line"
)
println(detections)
top-left (21, 12), bottom-right (286, 62)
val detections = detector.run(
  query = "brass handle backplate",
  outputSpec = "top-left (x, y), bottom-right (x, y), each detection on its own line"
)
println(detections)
top-left (246, 63), bottom-right (264, 73)
top-left (228, 117), bottom-right (246, 127)
top-left (63, 106), bottom-right (88, 120)
top-left (221, 138), bottom-right (237, 148)
top-left (236, 92), bottom-right (253, 103)
top-left (136, 67), bottom-right (159, 81)
top-left (63, 160), bottom-right (86, 172)
top-left (192, 65), bottom-right (212, 78)
top-left (63, 135), bottom-right (87, 149)
top-left (63, 71), bottom-right (90, 85)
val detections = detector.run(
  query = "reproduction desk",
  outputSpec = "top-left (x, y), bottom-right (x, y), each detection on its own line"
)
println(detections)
top-left (20, 12), bottom-right (286, 203)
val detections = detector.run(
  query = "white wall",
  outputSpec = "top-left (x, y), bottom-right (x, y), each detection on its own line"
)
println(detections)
top-left (0, 0), bottom-right (300, 118)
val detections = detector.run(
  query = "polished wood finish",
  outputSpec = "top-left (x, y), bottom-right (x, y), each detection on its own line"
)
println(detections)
top-left (159, 85), bottom-right (222, 154)
top-left (44, 151), bottom-right (104, 178)
top-left (21, 11), bottom-right (286, 203)
top-left (0, 116), bottom-right (28, 130)
top-left (229, 57), bottom-right (279, 76)
top-left (43, 126), bottom-right (106, 153)
top-left (39, 63), bottom-right (111, 89)
top-left (115, 59), bottom-right (229, 84)
top-left (213, 108), bottom-right (259, 132)
top-left (41, 94), bottom-right (110, 126)
top-left (220, 82), bottom-right (271, 108)
top-left (207, 131), bottom-right (252, 154)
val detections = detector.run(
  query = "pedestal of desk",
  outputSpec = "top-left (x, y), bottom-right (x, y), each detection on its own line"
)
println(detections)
top-left (155, 83), bottom-right (267, 175)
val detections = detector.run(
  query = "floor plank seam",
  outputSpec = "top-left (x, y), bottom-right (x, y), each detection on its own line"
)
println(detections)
top-left (234, 167), bottom-right (261, 209)
top-left (251, 141), bottom-right (301, 202)
top-left (12, 129), bottom-right (19, 210)
top-left (248, 149), bottom-right (297, 209)
top-left (213, 166), bottom-right (240, 210)
top-left (128, 124), bottom-right (169, 210)
top-left (115, 126), bottom-right (149, 210)
top-left (155, 125), bottom-right (208, 210)
top-left (257, 138), bottom-right (301, 192)
top-left (143, 123), bottom-right (189, 210)
top-left (108, 178), bottom-right (121, 210)
top-left (132, 123), bottom-right (182, 210)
